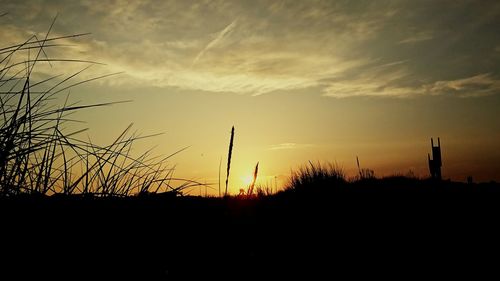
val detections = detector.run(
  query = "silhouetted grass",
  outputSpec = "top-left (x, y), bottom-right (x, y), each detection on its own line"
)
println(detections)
top-left (0, 17), bottom-right (199, 197)
top-left (285, 161), bottom-right (346, 193)
top-left (224, 125), bottom-right (234, 196)
top-left (247, 161), bottom-right (259, 196)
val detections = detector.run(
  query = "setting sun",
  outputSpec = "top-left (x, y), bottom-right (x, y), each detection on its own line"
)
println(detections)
top-left (241, 175), bottom-right (253, 187)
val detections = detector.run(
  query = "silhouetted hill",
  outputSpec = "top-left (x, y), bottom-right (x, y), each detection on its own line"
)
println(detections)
top-left (2, 179), bottom-right (500, 279)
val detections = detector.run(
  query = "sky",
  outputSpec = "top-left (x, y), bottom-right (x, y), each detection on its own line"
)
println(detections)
top-left (1, 0), bottom-right (500, 194)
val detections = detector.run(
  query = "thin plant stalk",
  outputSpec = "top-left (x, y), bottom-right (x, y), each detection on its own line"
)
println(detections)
top-left (225, 126), bottom-right (234, 197)
top-left (247, 161), bottom-right (259, 196)
top-left (218, 156), bottom-right (222, 197)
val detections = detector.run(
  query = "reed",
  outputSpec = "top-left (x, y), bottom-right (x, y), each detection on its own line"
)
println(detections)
top-left (224, 126), bottom-right (234, 196)
top-left (218, 156), bottom-right (222, 197)
top-left (247, 161), bottom-right (259, 196)
top-left (356, 156), bottom-right (375, 180)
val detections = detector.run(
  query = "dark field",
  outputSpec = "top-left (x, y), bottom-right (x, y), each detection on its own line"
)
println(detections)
top-left (2, 178), bottom-right (500, 280)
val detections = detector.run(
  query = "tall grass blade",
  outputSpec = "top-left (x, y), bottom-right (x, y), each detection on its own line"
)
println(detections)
top-left (224, 126), bottom-right (234, 197)
top-left (218, 156), bottom-right (222, 197)
top-left (247, 161), bottom-right (259, 196)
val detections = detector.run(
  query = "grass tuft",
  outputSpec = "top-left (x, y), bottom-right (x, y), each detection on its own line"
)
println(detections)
top-left (0, 17), bottom-right (199, 197)
top-left (285, 161), bottom-right (346, 192)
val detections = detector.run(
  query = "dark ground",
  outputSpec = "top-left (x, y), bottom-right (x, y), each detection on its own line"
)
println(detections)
top-left (1, 179), bottom-right (500, 280)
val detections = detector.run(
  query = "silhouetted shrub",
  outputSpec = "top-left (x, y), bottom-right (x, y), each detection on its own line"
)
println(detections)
top-left (285, 161), bottom-right (346, 192)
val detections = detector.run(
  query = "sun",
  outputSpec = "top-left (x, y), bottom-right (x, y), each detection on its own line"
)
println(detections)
top-left (241, 175), bottom-right (253, 186)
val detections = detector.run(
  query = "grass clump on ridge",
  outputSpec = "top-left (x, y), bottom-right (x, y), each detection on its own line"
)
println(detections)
top-left (285, 161), bottom-right (346, 192)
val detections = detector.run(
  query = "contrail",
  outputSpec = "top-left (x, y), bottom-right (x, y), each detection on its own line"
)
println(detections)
top-left (192, 19), bottom-right (238, 66)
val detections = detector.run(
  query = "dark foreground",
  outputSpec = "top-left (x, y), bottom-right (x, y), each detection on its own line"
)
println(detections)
top-left (2, 179), bottom-right (500, 280)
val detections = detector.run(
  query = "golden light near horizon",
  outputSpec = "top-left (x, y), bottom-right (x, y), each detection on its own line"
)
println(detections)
top-left (1, 0), bottom-right (500, 196)
top-left (241, 175), bottom-right (253, 187)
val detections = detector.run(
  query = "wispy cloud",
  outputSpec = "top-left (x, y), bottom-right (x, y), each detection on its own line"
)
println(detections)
top-left (268, 143), bottom-right (315, 150)
top-left (425, 73), bottom-right (500, 98)
top-left (322, 62), bottom-right (414, 98)
top-left (192, 19), bottom-right (238, 66)
top-left (3, 0), bottom-right (500, 98)
top-left (398, 31), bottom-right (433, 44)
top-left (324, 71), bottom-right (500, 98)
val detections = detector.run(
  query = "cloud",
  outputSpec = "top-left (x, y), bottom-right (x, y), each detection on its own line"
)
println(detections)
top-left (2, 0), bottom-right (500, 98)
top-left (322, 61), bottom-right (416, 98)
top-left (425, 74), bottom-right (500, 98)
top-left (268, 143), bottom-right (315, 150)
top-left (398, 31), bottom-right (433, 44)
top-left (192, 19), bottom-right (238, 66)
top-left (324, 71), bottom-right (500, 98)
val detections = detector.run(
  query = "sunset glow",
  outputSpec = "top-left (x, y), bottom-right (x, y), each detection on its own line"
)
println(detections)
top-left (241, 175), bottom-right (253, 188)
top-left (2, 0), bottom-right (499, 195)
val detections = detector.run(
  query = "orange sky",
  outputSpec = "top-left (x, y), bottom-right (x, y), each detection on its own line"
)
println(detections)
top-left (2, 0), bottom-right (499, 194)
